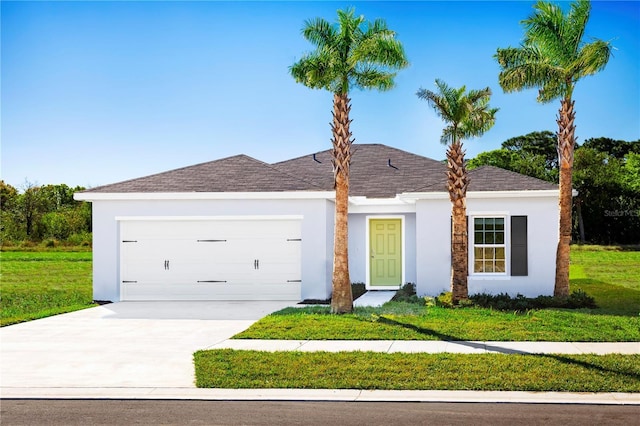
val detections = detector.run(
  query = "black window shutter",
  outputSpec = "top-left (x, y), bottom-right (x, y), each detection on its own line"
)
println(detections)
top-left (511, 216), bottom-right (528, 276)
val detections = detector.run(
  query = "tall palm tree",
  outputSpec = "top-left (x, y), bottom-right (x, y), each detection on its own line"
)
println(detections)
top-left (417, 80), bottom-right (498, 304)
top-left (290, 8), bottom-right (408, 314)
top-left (495, 0), bottom-right (611, 297)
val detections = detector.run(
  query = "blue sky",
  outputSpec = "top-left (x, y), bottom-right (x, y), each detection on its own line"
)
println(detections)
top-left (2, 1), bottom-right (639, 189)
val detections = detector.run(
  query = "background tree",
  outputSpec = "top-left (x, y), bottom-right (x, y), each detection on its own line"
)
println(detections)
top-left (495, 0), bottom-right (612, 297)
top-left (468, 130), bottom-right (559, 182)
top-left (582, 137), bottom-right (640, 158)
top-left (18, 182), bottom-right (48, 240)
top-left (417, 79), bottom-right (497, 304)
top-left (623, 152), bottom-right (640, 193)
top-left (469, 135), bottom-right (639, 245)
top-left (573, 147), bottom-right (640, 244)
top-left (290, 7), bottom-right (408, 313)
top-left (0, 181), bottom-right (23, 242)
top-left (0, 181), bottom-right (92, 245)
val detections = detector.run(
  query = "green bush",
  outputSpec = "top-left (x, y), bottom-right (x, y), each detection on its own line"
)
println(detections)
top-left (351, 283), bottom-right (367, 300)
top-left (435, 292), bottom-right (453, 307)
top-left (469, 290), bottom-right (597, 311)
top-left (391, 283), bottom-right (424, 304)
top-left (566, 289), bottom-right (598, 309)
top-left (66, 232), bottom-right (92, 247)
top-left (43, 239), bottom-right (57, 248)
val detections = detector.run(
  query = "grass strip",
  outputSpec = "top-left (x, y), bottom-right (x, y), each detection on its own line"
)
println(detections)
top-left (235, 247), bottom-right (639, 342)
top-left (194, 350), bottom-right (640, 392)
top-left (0, 251), bottom-right (95, 326)
top-left (233, 304), bottom-right (640, 342)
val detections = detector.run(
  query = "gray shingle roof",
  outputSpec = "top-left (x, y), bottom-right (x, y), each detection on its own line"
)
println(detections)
top-left (414, 165), bottom-right (558, 192)
top-left (84, 154), bottom-right (324, 193)
top-left (273, 144), bottom-right (446, 197)
top-left (82, 144), bottom-right (557, 196)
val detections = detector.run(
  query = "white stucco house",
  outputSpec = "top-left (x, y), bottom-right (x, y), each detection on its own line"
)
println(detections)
top-left (75, 144), bottom-right (559, 302)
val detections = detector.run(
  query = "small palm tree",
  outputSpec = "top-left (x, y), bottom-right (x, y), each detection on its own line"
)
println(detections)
top-left (495, 0), bottom-right (611, 297)
top-left (290, 8), bottom-right (408, 314)
top-left (417, 80), bottom-right (498, 304)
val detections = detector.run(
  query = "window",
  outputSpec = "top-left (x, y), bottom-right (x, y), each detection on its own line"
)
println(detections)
top-left (473, 217), bottom-right (506, 274)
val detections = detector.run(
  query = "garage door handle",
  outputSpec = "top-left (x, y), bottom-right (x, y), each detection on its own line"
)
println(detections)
top-left (254, 259), bottom-right (259, 270)
top-left (164, 260), bottom-right (170, 270)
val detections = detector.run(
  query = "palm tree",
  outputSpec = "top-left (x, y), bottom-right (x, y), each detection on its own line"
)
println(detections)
top-left (290, 8), bottom-right (408, 314)
top-left (495, 0), bottom-right (611, 297)
top-left (417, 80), bottom-right (498, 304)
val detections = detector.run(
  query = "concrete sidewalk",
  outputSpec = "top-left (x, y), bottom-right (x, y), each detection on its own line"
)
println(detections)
top-left (211, 339), bottom-right (640, 355)
top-left (3, 387), bottom-right (639, 405)
top-left (1, 301), bottom-right (638, 404)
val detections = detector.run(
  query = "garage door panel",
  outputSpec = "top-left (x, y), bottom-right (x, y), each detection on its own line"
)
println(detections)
top-left (123, 220), bottom-right (301, 240)
top-left (123, 283), bottom-right (301, 301)
top-left (120, 218), bottom-right (302, 301)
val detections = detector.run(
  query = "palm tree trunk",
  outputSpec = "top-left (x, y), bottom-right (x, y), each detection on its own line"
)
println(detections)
top-left (330, 92), bottom-right (353, 314)
top-left (554, 98), bottom-right (575, 298)
top-left (447, 140), bottom-right (469, 304)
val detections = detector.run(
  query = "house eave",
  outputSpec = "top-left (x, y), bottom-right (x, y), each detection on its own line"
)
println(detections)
top-left (74, 191), bottom-right (336, 202)
top-left (348, 196), bottom-right (416, 213)
top-left (399, 189), bottom-right (569, 201)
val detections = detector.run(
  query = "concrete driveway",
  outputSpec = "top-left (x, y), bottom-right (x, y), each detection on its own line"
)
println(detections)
top-left (0, 301), bottom-right (295, 390)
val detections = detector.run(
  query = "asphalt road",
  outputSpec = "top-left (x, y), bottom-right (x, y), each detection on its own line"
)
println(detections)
top-left (1, 400), bottom-right (639, 425)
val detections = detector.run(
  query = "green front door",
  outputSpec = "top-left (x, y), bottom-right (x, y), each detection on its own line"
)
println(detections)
top-left (369, 219), bottom-right (402, 287)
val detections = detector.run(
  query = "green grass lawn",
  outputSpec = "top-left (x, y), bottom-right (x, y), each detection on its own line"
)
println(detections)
top-left (570, 245), bottom-right (640, 316)
top-left (194, 350), bottom-right (640, 392)
top-left (198, 248), bottom-right (640, 392)
top-left (234, 247), bottom-right (640, 342)
top-left (0, 250), bottom-right (95, 326)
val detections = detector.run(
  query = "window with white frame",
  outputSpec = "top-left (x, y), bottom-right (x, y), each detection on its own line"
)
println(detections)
top-left (472, 217), bottom-right (506, 274)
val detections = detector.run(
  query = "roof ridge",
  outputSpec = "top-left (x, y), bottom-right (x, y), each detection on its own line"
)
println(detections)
top-left (273, 143), bottom-right (442, 166)
top-left (272, 147), bottom-right (332, 165)
top-left (253, 155), bottom-right (328, 191)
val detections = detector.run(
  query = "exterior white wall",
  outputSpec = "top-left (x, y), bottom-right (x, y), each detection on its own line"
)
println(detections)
top-left (415, 199), bottom-right (452, 297)
top-left (415, 195), bottom-right (559, 298)
top-left (90, 191), bottom-right (558, 302)
top-left (91, 198), bottom-right (332, 302)
top-left (348, 213), bottom-right (416, 286)
top-left (324, 200), bottom-right (335, 299)
top-left (466, 196), bottom-right (558, 297)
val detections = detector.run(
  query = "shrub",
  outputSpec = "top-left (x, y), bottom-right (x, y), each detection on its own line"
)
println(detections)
top-left (566, 289), bottom-right (598, 309)
top-left (391, 283), bottom-right (423, 304)
top-left (435, 292), bottom-right (453, 308)
top-left (66, 232), bottom-right (92, 247)
top-left (351, 283), bottom-right (367, 300)
top-left (469, 290), bottom-right (597, 311)
top-left (43, 239), bottom-right (57, 248)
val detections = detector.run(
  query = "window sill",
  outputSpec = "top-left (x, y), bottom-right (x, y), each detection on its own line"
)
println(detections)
top-left (469, 275), bottom-right (511, 281)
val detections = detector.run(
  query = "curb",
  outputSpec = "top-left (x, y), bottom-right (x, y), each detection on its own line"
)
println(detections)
top-left (2, 388), bottom-right (639, 405)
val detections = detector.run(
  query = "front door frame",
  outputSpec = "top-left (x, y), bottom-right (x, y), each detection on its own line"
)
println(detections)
top-left (365, 215), bottom-right (405, 290)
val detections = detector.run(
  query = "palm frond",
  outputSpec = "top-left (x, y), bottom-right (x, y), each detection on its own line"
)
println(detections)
top-left (417, 79), bottom-right (497, 146)
top-left (290, 49), bottom-right (336, 90)
top-left (565, 0), bottom-right (591, 56)
top-left (302, 18), bottom-right (335, 48)
top-left (523, 1), bottom-right (568, 61)
top-left (353, 68), bottom-right (396, 91)
top-left (571, 39), bottom-right (612, 78)
top-left (291, 7), bottom-right (407, 95)
top-left (496, 0), bottom-right (611, 103)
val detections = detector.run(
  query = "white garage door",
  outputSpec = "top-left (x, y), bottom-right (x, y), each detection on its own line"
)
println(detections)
top-left (119, 217), bottom-right (302, 301)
